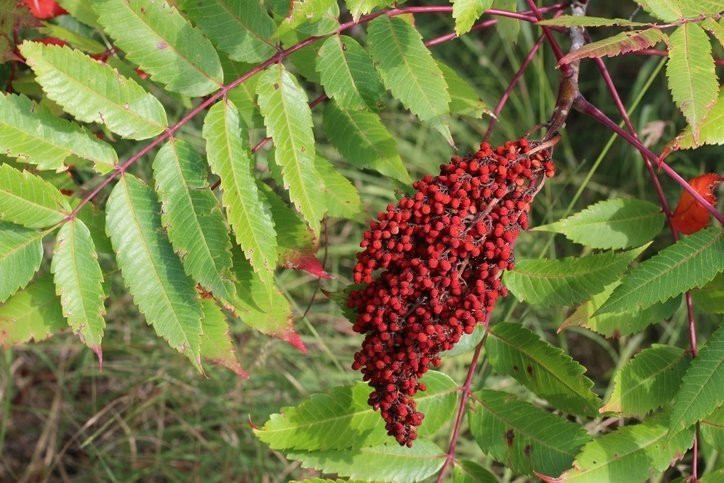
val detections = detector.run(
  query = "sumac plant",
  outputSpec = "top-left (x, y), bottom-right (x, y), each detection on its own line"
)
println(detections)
top-left (0, 0), bottom-right (722, 481)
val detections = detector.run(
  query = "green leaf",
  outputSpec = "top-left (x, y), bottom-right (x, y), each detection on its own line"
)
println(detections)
top-left (504, 246), bottom-right (645, 307)
top-left (666, 23), bottom-right (719, 144)
top-left (177, 0), bottom-right (276, 63)
top-left (257, 64), bottom-right (325, 233)
top-left (442, 324), bottom-right (486, 358)
top-left (255, 371), bottom-right (458, 451)
top-left (0, 276), bottom-right (66, 348)
top-left (0, 223), bottom-right (45, 303)
top-left (492, 0), bottom-right (519, 43)
top-left (203, 100), bottom-right (278, 281)
top-left (597, 228), bottom-right (724, 315)
top-left (19, 42), bottom-right (168, 140)
top-left (486, 323), bottom-right (601, 416)
top-left (38, 24), bottom-right (106, 54)
top-left (635, 0), bottom-right (723, 21)
top-left (106, 174), bottom-right (203, 370)
top-left (152, 138), bottom-right (238, 303)
top-left (452, 460), bottom-right (499, 483)
top-left (670, 82), bottom-right (724, 150)
top-left (702, 18), bottom-right (724, 46)
top-left (438, 61), bottom-right (490, 118)
top-left (0, 93), bottom-right (116, 173)
top-left (50, 218), bottom-right (106, 349)
top-left (76, 203), bottom-right (113, 254)
top-left (469, 390), bottom-right (591, 476)
top-left (277, 0), bottom-right (339, 37)
top-left (367, 15), bottom-right (451, 122)
top-left (559, 29), bottom-right (666, 65)
top-left (700, 405), bottom-right (723, 450)
top-left (288, 440), bottom-right (445, 481)
top-left (557, 414), bottom-right (695, 482)
top-left (561, 282), bottom-right (681, 337)
top-left (94, 0), bottom-right (224, 96)
top-left (601, 344), bottom-right (691, 417)
top-left (535, 198), bottom-right (665, 250)
top-left (452, 0), bottom-right (493, 35)
top-left (345, 0), bottom-right (393, 22)
top-left (692, 272), bottom-right (724, 314)
top-left (323, 101), bottom-right (411, 184)
top-left (316, 35), bottom-right (385, 111)
top-left (537, 16), bottom-right (650, 27)
top-left (223, 59), bottom-right (264, 129)
top-left (315, 155), bottom-right (361, 219)
top-left (0, 163), bottom-right (71, 228)
top-left (668, 324), bottom-right (724, 437)
top-left (199, 299), bottom-right (246, 377)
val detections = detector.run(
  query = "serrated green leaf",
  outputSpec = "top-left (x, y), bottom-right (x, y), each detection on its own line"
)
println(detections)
top-left (452, 0), bottom-right (493, 35)
top-left (152, 138), bottom-right (238, 303)
top-left (106, 174), bottom-right (203, 370)
top-left (668, 324), bottom-right (724, 437)
top-left (470, 389), bottom-right (591, 476)
top-left (559, 28), bottom-right (666, 65)
top-left (504, 246), bottom-right (645, 307)
top-left (557, 414), bottom-right (695, 482)
top-left (19, 42), bottom-right (167, 140)
top-left (255, 371), bottom-right (458, 451)
top-left (94, 0), bottom-right (224, 96)
top-left (0, 223), bottom-right (45, 303)
top-left (178, 0), bottom-right (276, 63)
top-left (597, 228), bottom-right (724, 315)
top-left (438, 61), bottom-right (490, 118)
top-left (635, 0), bottom-right (723, 21)
top-left (561, 281), bottom-right (681, 337)
top-left (601, 344), bottom-right (690, 417)
top-left (702, 18), bottom-right (724, 45)
top-left (277, 0), bottom-right (339, 37)
top-left (671, 86), bottom-right (724, 150)
top-left (317, 35), bottom-right (385, 111)
top-left (486, 323), bottom-right (601, 416)
top-left (315, 155), bottom-right (361, 219)
top-left (0, 275), bottom-right (66, 348)
top-left (537, 16), bottom-right (650, 27)
top-left (323, 101), bottom-right (411, 184)
top-left (50, 218), bottom-right (105, 349)
top-left (700, 405), bottom-right (723, 450)
top-left (535, 198), bottom-right (665, 250)
top-left (58, 0), bottom-right (100, 27)
top-left (492, 0), bottom-right (519, 43)
top-left (0, 93), bottom-right (117, 172)
top-left (345, 0), bottom-right (393, 22)
top-left (199, 299), bottom-right (245, 377)
top-left (367, 15), bottom-right (451, 122)
top-left (452, 460), bottom-right (498, 483)
top-left (288, 440), bottom-right (445, 481)
top-left (257, 64), bottom-right (325, 233)
top-left (666, 23), bottom-right (719, 144)
top-left (0, 163), bottom-right (71, 228)
top-left (692, 272), bottom-right (724, 314)
top-left (75, 203), bottom-right (113, 254)
top-left (203, 100), bottom-right (277, 280)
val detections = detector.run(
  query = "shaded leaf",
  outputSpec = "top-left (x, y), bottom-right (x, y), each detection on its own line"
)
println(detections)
top-left (94, 0), bottom-right (224, 96)
top-left (559, 29), bottom-right (666, 65)
top-left (470, 389), bottom-right (591, 476)
top-left (700, 405), bottom-right (723, 450)
top-left (51, 218), bottom-right (106, 349)
top-left (442, 324), bottom-right (486, 358)
top-left (670, 90), bottom-right (724, 150)
top-left (492, 0), bottom-right (519, 43)
top-left (255, 371), bottom-right (458, 451)
top-left (19, 42), bottom-right (168, 140)
top-left (199, 299), bottom-right (247, 377)
top-left (486, 323), bottom-right (601, 416)
top-left (0, 93), bottom-right (117, 172)
top-left (0, 275), bottom-right (66, 348)
top-left (277, 0), bottom-right (339, 37)
top-left (152, 138), bottom-right (238, 303)
top-left (315, 155), bottom-right (361, 219)
top-left (597, 228), bottom-right (724, 315)
top-left (453, 460), bottom-right (499, 483)
top-left (535, 198), bottom-right (665, 250)
top-left (504, 246), bottom-right (645, 307)
top-left (0, 223), bottom-right (45, 303)
top-left (106, 174), bottom-right (203, 370)
top-left (692, 272), bottom-right (724, 314)
top-left (439, 61), bottom-right (490, 118)
top-left (0, 163), bottom-right (71, 228)
top-left (601, 344), bottom-right (690, 417)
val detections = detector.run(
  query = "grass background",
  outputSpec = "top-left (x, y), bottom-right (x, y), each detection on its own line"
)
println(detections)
top-left (1, 1), bottom-right (722, 481)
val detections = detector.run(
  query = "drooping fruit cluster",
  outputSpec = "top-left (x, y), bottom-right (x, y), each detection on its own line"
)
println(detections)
top-left (347, 138), bottom-right (554, 446)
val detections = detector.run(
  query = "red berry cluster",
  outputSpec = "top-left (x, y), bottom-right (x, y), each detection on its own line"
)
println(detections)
top-left (347, 138), bottom-right (554, 446)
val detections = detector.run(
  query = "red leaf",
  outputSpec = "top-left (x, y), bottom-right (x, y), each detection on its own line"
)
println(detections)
top-left (37, 37), bottom-right (67, 47)
top-left (280, 328), bottom-right (308, 353)
top-left (22, 0), bottom-right (67, 19)
top-left (672, 173), bottom-right (723, 234)
top-left (283, 252), bottom-right (332, 279)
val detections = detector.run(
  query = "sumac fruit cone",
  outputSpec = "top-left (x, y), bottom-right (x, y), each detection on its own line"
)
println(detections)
top-left (347, 138), bottom-right (555, 446)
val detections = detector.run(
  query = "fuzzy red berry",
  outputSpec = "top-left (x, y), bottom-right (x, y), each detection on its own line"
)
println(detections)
top-left (348, 138), bottom-right (554, 446)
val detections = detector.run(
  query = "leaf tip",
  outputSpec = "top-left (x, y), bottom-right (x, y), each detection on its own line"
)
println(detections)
top-left (281, 328), bottom-right (307, 353)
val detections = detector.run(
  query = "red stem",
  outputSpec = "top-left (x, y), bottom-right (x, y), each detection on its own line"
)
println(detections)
top-left (484, 35), bottom-right (545, 141)
top-left (526, 0), bottom-right (570, 73)
top-left (574, 97), bottom-right (724, 225)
